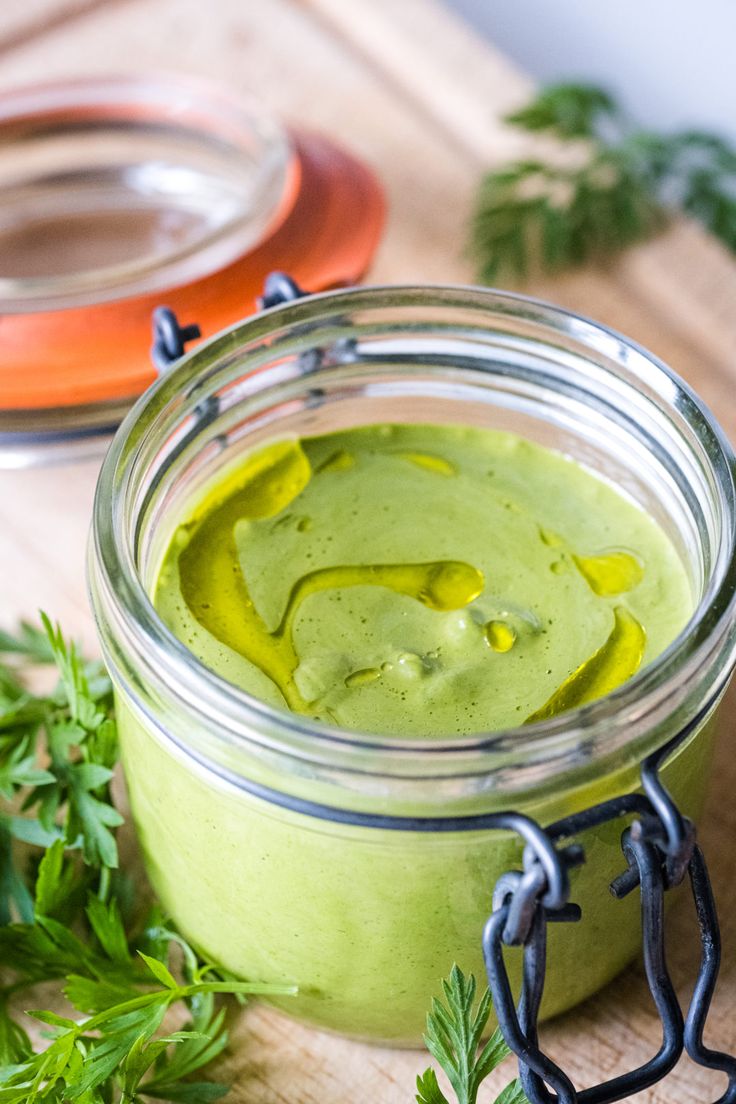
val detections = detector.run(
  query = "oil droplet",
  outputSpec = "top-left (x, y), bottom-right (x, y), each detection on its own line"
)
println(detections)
top-left (421, 561), bottom-right (484, 609)
top-left (297, 516), bottom-right (313, 532)
top-left (485, 620), bottom-right (516, 653)
top-left (525, 606), bottom-right (645, 723)
top-left (316, 449), bottom-right (355, 474)
top-left (395, 652), bottom-right (425, 678)
top-left (550, 560), bottom-right (567, 575)
top-left (397, 452), bottom-right (456, 476)
top-left (345, 667), bottom-right (382, 688)
top-left (573, 551), bottom-right (643, 596)
top-left (539, 527), bottom-right (564, 547)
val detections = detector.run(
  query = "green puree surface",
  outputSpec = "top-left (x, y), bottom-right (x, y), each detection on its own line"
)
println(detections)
top-left (154, 424), bottom-right (692, 735)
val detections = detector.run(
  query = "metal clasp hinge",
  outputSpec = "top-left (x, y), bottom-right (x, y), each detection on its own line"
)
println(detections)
top-left (149, 272), bottom-right (308, 373)
top-left (484, 707), bottom-right (736, 1104)
top-left (151, 307), bottom-right (201, 373)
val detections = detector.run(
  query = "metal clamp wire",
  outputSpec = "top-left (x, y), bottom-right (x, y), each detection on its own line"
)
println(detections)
top-left (483, 904), bottom-right (577, 1104)
top-left (542, 694), bottom-right (716, 891)
top-left (684, 845), bottom-right (736, 1103)
top-left (257, 271), bottom-right (306, 309)
top-left (486, 832), bottom-right (685, 1104)
top-left (151, 306), bottom-right (201, 372)
top-left (639, 722), bottom-right (700, 886)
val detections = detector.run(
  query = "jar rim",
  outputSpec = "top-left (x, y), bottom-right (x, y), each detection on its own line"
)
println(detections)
top-left (0, 73), bottom-right (294, 312)
top-left (90, 284), bottom-right (736, 789)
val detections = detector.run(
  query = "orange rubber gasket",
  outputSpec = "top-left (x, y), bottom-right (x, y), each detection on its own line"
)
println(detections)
top-left (0, 131), bottom-right (385, 410)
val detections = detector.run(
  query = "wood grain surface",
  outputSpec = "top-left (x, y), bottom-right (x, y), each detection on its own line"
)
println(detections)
top-left (1, 1), bottom-right (735, 1100)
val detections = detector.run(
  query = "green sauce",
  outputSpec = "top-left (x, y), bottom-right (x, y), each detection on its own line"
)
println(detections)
top-left (154, 424), bottom-right (691, 735)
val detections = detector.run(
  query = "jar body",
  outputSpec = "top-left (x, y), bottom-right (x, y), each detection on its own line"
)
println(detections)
top-left (116, 693), bottom-right (718, 1044)
top-left (89, 286), bottom-right (736, 1047)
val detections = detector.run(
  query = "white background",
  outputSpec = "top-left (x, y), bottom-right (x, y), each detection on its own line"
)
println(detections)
top-left (446, 0), bottom-right (736, 142)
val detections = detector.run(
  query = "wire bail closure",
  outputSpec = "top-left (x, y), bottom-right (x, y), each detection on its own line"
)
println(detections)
top-left (484, 702), bottom-right (736, 1104)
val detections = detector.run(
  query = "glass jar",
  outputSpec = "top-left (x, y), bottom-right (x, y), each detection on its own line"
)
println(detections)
top-left (88, 285), bottom-right (736, 1046)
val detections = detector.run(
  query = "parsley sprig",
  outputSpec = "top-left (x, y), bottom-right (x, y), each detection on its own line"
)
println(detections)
top-left (416, 966), bottom-right (527, 1104)
top-left (0, 617), bottom-right (294, 1102)
top-left (473, 82), bottom-right (736, 281)
top-left (0, 613), bottom-right (121, 899)
top-left (3, 954), bottom-right (285, 1103)
top-left (0, 619), bottom-right (525, 1101)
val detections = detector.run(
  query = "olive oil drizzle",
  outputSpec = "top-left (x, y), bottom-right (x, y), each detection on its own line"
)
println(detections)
top-left (525, 606), bottom-right (646, 723)
top-left (175, 437), bottom-right (648, 726)
top-left (397, 451), bottom-right (456, 477)
top-left (277, 562), bottom-right (484, 639)
top-left (573, 550), bottom-right (643, 596)
top-left (177, 441), bottom-right (483, 712)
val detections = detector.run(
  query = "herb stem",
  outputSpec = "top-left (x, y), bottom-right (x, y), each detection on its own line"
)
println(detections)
top-left (98, 863), bottom-right (111, 903)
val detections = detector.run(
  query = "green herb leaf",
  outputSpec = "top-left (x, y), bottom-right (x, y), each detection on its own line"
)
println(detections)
top-left (66, 781), bottom-right (124, 869)
top-left (0, 744), bottom-right (54, 799)
top-left (416, 1067), bottom-right (451, 1104)
top-left (0, 621), bottom-right (55, 664)
top-left (131, 1007), bottom-right (231, 1101)
top-left (0, 999), bottom-right (31, 1066)
top-left (473, 82), bottom-right (736, 279)
top-left (139, 951), bottom-right (179, 990)
top-left (494, 1080), bottom-right (530, 1104)
top-left (3, 616), bottom-right (122, 873)
top-left (63, 974), bottom-right (143, 1015)
top-left (0, 616), bottom-right (302, 1104)
top-left (85, 894), bottom-right (130, 965)
top-left (5, 970), bottom-right (287, 1102)
top-left (6, 817), bottom-right (60, 848)
top-left (33, 839), bottom-right (72, 918)
top-left (0, 824), bottom-right (34, 925)
top-left (506, 82), bottom-right (618, 139)
top-left (417, 966), bottom-right (525, 1104)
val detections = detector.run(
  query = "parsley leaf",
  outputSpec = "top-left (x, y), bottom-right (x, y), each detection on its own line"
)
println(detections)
top-left (473, 82), bottom-right (736, 280)
top-left (0, 823), bottom-right (34, 925)
top-left (0, 613), bottom-right (122, 881)
top-left (0, 996), bottom-right (31, 1067)
top-left (0, 621), bottom-right (55, 664)
top-left (0, 616), bottom-right (296, 1103)
top-left (505, 83), bottom-right (617, 140)
top-left (416, 966), bottom-right (527, 1104)
top-left (4, 972), bottom-right (292, 1102)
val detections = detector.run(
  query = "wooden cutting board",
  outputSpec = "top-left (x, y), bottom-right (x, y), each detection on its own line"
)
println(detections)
top-left (1, 2), bottom-right (736, 1100)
